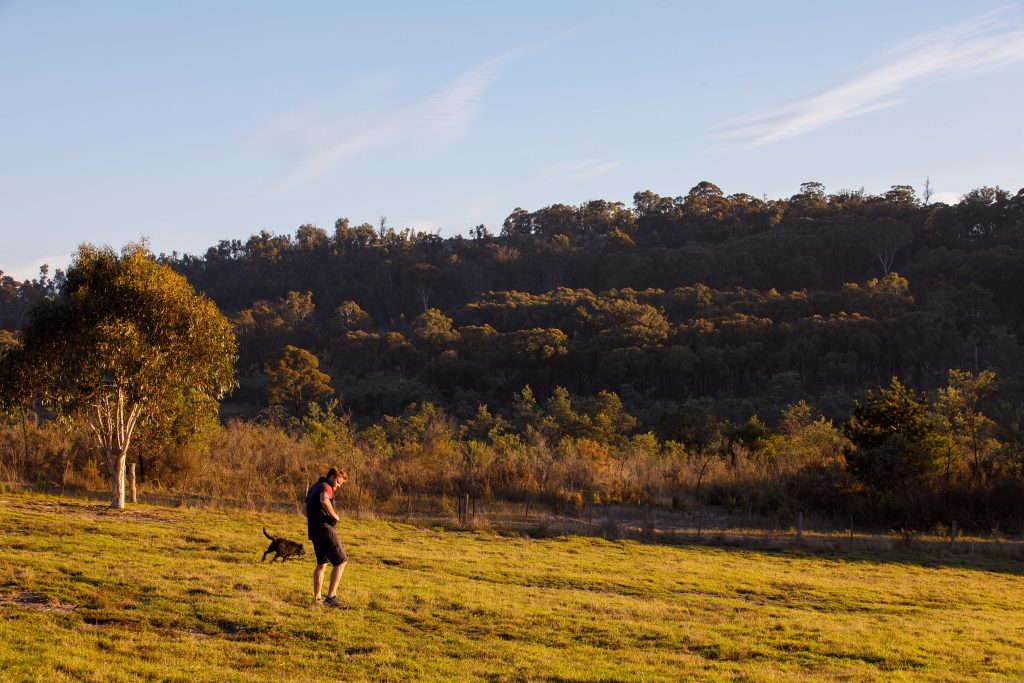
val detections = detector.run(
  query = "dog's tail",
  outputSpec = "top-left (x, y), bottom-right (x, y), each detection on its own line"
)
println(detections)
top-left (263, 526), bottom-right (274, 541)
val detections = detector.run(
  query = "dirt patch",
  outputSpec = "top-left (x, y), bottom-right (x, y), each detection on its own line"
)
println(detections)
top-left (23, 502), bottom-right (61, 514)
top-left (79, 504), bottom-right (180, 524)
top-left (12, 500), bottom-right (180, 525)
top-left (0, 591), bottom-right (78, 613)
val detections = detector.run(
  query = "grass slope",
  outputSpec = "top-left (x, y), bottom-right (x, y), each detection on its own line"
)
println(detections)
top-left (1, 493), bottom-right (1022, 682)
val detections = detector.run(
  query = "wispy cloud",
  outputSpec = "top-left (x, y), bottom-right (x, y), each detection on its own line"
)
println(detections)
top-left (397, 155), bottom-right (620, 234)
top-left (262, 52), bottom-right (513, 190)
top-left (717, 8), bottom-right (1024, 148)
top-left (526, 159), bottom-right (620, 186)
top-left (258, 22), bottom-right (593, 191)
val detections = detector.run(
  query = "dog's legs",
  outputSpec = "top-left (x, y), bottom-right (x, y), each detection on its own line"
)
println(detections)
top-left (262, 547), bottom-right (273, 562)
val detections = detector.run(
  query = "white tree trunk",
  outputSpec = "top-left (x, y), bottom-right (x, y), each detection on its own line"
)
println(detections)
top-left (90, 388), bottom-right (143, 509)
top-left (110, 450), bottom-right (128, 509)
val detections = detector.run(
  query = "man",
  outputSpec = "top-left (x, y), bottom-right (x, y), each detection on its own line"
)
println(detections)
top-left (305, 467), bottom-right (348, 607)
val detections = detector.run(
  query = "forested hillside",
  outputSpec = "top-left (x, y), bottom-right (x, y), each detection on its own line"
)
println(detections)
top-left (3, 181), bottom-right (1024, 527)
top-left (157, 182), bottom-right (1024, 425)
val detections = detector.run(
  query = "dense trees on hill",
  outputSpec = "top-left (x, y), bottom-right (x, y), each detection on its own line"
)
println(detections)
top-left (222, 275), bottom-right (971, 427)
top-left (162, 183), bottom-right (1024, 327)
top-left (2, 181), bottom-right (1024, 527)
top-left (108, 181), bottom-right (1021, 431)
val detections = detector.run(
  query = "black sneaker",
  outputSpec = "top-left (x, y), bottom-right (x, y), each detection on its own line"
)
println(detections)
top-left (324, 595), bottom-right (345, 608)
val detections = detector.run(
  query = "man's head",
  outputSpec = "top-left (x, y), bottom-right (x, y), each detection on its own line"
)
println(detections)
top-left (325, 467), bottom-right (348, 489)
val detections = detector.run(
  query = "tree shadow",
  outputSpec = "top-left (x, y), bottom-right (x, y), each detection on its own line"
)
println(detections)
top-left (627, 528), bottom-right (1024, 576)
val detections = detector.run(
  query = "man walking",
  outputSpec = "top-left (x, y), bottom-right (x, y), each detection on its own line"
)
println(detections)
top-left (305, 467), bottom-right (348, 607)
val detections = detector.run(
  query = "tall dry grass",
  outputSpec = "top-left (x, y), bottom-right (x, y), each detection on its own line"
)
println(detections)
top-left (4, 403), bottom-right (1024, 532)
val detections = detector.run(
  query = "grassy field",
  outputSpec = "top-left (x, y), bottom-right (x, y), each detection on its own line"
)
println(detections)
top-left (1, 493), bottom-right (1023, 681)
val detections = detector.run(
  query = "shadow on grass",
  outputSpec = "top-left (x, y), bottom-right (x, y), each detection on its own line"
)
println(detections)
top-left (440, 512), bottom-right (1024, 577)
top-left (614, 528), bottom-right (1024, 577)
top-left (12, 487), bottom-right (1024, 576)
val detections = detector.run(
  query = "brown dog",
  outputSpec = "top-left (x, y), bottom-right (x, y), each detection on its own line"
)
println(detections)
top-left (262, 527), bottom-right (306, 562)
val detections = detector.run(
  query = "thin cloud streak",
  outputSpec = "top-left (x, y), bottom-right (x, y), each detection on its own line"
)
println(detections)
top-left (261, 23), bottom-right (592, 191)
top-left (413, 156), bottom-right (621, 234)
top-left (718, 8), bottom-right (1024, 148)
top-left (527, 159), bottom-right (620, 185)
top-left (267, 53), bottom-right (513, 191)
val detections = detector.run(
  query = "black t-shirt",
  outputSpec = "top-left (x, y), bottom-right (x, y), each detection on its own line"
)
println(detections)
top-left (305, 477), bottom-right (335, 539)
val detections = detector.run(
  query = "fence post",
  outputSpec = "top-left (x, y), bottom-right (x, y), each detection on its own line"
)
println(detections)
top-left (849, 515), bottom-right (854, 551)
top-left (796, 511), bottom-right (803, 546)
top-left (129, 463), bottom-right (137, 504)
top-left (950, 520), bottom-right (957, 552)
top-left (464, 493), bottom-right (470, 525)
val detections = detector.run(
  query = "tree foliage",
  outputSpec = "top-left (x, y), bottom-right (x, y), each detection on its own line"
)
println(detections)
top-left (266, 345), bottom-right (333, 417)
top-left (0, 243), bottom-right (236, 507)
top-left (843, 378), bottom-right (945, 490)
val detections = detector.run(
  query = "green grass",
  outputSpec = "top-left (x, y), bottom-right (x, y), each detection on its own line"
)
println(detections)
top-left (1, 493), bottom-right (1022, 681)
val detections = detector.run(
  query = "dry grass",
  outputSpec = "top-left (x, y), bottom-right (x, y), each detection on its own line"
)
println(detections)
top-left (1, 491), bottom-right (1023, 681)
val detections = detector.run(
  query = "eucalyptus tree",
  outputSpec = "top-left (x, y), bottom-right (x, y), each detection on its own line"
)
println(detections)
top-left (266, 345), bottom-right (333, 417)
top-left (1, 243), bottom-right (236, 508)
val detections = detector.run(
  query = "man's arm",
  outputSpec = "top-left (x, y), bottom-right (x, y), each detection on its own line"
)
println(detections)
top-left (320, 487), bottom-right (340, 523)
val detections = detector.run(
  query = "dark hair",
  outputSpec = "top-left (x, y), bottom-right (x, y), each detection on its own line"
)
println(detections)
top-left (326, 467), bottom-right (347, 484)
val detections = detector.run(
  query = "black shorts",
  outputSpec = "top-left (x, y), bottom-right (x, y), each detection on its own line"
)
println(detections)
top-left (311, 526), bottom-right (347, 566)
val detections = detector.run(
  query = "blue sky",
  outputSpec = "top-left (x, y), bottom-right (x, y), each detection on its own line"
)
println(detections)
top-left (2, 1), bottom-right (1023, 280)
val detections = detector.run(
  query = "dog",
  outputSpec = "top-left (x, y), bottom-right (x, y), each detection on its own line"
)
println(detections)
top-left (262, 527), bottom-right (306, 562)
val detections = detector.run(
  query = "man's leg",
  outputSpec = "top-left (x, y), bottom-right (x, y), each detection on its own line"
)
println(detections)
top-left (313, 563), bottom-right (327, 600)
top-left (326, 561), bottom-right (346, 598)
